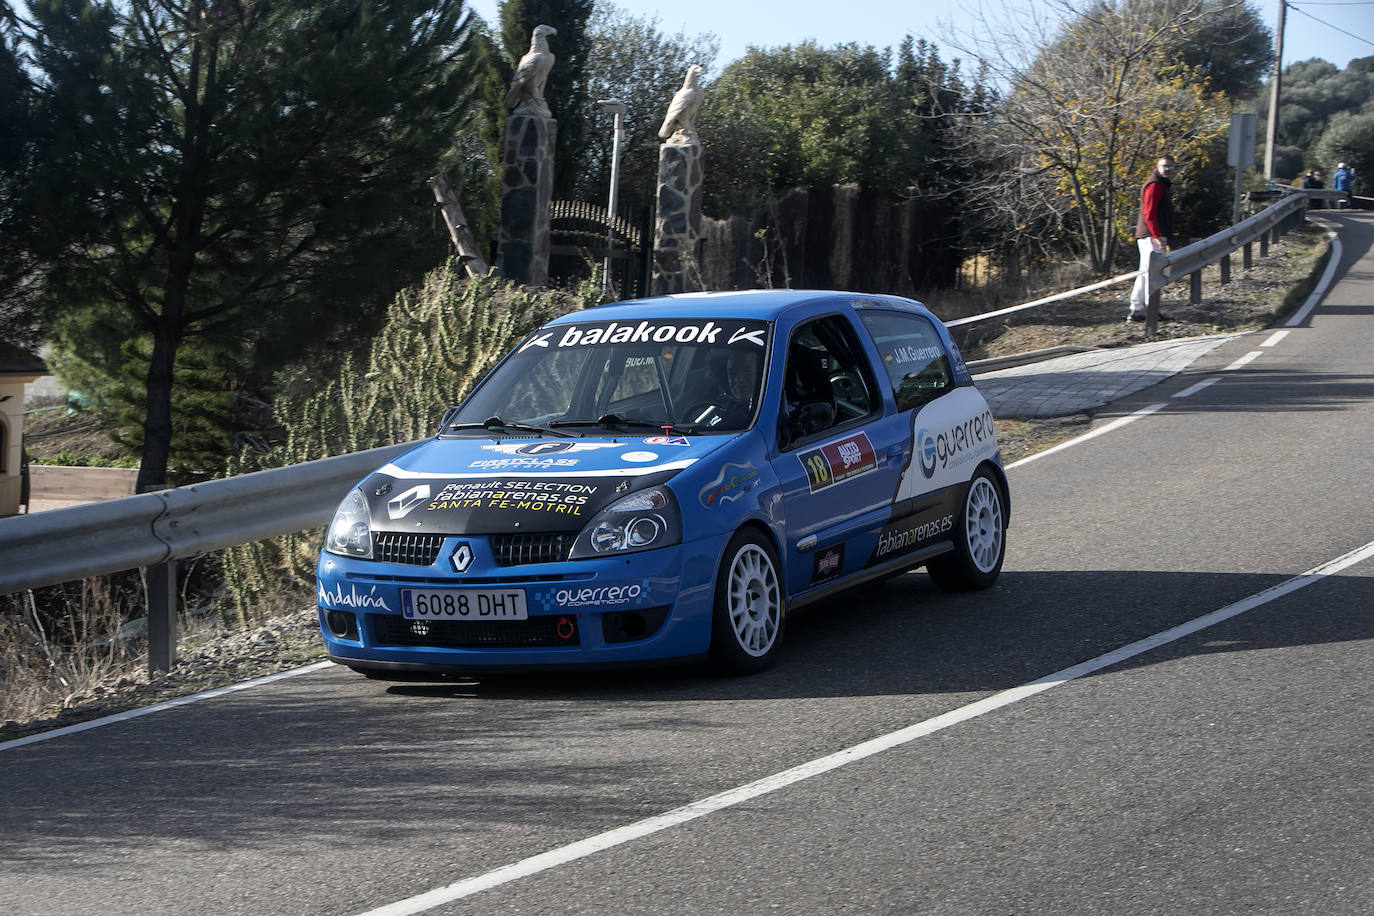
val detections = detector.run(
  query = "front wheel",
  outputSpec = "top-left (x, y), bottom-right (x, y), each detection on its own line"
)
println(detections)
top-left (926, 469), bottom-right (1006, 591)
top-left (709, 530), bottom-right (784, 674)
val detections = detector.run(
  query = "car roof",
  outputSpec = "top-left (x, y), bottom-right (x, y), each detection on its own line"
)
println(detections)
top-left (543, 289), bottom-right (937, 325)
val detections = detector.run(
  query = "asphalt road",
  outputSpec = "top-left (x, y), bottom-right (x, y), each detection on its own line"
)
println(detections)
top-left (3, 213), bottom-right (1372, 916)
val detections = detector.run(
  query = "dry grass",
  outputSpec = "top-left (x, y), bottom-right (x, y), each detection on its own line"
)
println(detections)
top-left (0, 579), bottom-right (141, 724)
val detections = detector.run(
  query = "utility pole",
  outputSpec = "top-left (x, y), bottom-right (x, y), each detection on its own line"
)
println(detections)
top-left (1264, 0), bottom-right (1286, 183)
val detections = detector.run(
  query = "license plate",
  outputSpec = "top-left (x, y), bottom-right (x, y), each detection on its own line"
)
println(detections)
top-left (400, 588), bottom-right (527, 620)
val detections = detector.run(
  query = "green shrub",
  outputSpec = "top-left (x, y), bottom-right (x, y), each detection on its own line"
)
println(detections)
top-left (220, 263), bottom-right (602, 622)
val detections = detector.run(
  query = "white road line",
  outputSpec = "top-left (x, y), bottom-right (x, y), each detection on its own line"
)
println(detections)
top-left (0, 661), bottom-right (336, 753)
top-left (1224, 350), bottom-right (1264, 371)
top-left (1172, 377), bottom-right (1222, 399)
top-left (1285, 223), bottom-right (1341, 328)
top-left (1260, 330), bottom-right (1289, 348)
top-left (1005, 403), bottom-right (1166, 470)
top-left (357, 537), bottom-right (1374, 916)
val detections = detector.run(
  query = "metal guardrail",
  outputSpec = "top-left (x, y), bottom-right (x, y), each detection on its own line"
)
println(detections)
top-left (0, 189), bottom-right (1342, 666)
top-left (0, 441), bottom-right (413, 672)
top-left (949, 188), bottom-right (1341, 329)
top-left (0, 441), bottom-right (411, 594)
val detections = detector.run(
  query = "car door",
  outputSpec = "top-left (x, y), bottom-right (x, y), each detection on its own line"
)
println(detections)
top-left (856, 308), bottom-right (999, 568)
top-left (768, 312), bottom-right (908, 597)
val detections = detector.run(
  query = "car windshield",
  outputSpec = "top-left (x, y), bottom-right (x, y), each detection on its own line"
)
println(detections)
top-left (449, 317), bottom-right (772, 435)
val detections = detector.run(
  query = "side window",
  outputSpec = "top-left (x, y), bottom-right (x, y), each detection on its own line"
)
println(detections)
top-left (781, 315), bottom-right (876, 444)
top-left (858, 310), bottom-right (953, 412)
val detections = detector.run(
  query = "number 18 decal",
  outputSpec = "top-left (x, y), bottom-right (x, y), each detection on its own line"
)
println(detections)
top-left (799, 432), bottom-right (877, 492)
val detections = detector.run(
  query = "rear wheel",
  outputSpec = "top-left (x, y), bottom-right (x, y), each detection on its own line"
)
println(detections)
top-left (926, 469), bottom-right (1006, 591)
top-left (709, 530), bottom-right (784, 674)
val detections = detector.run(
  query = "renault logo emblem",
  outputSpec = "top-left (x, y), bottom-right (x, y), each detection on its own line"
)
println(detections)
top-left (450, 542), bottom-right (474, 573)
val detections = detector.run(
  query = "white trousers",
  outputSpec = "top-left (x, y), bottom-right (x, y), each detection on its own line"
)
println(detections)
top-left (1129, 237), bottom-right (1161, 313)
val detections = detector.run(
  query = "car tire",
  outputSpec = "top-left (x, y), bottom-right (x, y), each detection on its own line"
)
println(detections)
top-left (926, 468), bottom-right (1006, 592)
top-left (709, 529), bottom-right (785, 675)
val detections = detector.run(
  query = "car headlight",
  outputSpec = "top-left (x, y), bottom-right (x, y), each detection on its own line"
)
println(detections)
top-left (570, 486), bottom-right (682, 559)
top-left (325, 488), bottom-right (373, 559)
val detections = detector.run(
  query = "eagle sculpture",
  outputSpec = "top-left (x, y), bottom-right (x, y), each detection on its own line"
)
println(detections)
top-left (658, 64), bottom-right (705, 145)
top-left (505, 24), bottom-right (558, 117)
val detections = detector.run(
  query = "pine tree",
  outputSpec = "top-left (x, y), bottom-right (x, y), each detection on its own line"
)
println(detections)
top-left (20, 0), bottom-right (482, 489)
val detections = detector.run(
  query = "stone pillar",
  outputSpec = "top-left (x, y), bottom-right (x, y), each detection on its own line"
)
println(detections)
top-left (498, 113), bottom-right (556, 287)
top-left (651, 142), bottom-right (703, 296)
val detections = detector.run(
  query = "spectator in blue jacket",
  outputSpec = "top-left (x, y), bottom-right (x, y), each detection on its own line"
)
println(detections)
top-left (1333, 163), bottom-right (1353, 208)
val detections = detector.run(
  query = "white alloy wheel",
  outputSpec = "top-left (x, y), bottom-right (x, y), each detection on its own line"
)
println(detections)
top-left (926, 468), bottom-right (1007, 592)
top-left (726, 543), bottom-right (781, 657)
top-left (710, 531), bottom-right (785, 673)
top-left (965, 476), bottom-right (1004, 574)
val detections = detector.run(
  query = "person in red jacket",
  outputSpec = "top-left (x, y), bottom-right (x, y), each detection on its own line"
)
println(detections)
top-left (1128, 156), bottom-right (1176, 322)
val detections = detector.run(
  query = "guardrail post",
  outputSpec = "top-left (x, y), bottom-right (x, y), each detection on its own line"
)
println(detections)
top-left (146, 560), bottom-right (177, 674)
top-left (1190, 269), bottom-right (1202, 304)
top-left (1243, 241), bottom-right (1253, 270)
top-left (1220, 253), bottom-right (1231, 284)
top-left (1259, 233), bottom-right (1268, 258)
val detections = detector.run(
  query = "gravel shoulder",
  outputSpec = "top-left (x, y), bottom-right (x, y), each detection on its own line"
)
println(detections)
top-left (2, 223), bottom-right (1331, 745)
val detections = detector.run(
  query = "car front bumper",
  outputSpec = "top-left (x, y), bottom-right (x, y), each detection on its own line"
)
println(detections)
top-left (316, 536), bottom-right (721, 671)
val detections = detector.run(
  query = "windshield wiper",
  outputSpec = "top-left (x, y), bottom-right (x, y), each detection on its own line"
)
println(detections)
top-left (551, 414), bottom-right (690, 435)
top-left (443, 416), bottom-right (575, 437)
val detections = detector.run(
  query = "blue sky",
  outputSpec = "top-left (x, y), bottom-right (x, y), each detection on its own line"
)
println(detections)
top-left (468, 0), bottom-right (1373, 73)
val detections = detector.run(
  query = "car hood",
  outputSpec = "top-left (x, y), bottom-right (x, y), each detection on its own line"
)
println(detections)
top-left (357, 434), bottom-right (725, 534)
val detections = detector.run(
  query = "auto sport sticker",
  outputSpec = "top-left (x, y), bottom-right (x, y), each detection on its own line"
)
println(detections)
top-left (643, 436), bottom-right (690, 446)
top-left (388, 484), bottom-right (430, 519)
top-left (893, 388), bottom-right (1000, 503)
top-left (621, 451), bottom-right (658, 463)
top-left (317, 582), bottom-right (393, 612)
top-left (424, 479), bottom-right (598, 516)
top-left (799, 431), bottom-right (877, 492)
top-left (915, 408), bottom-right (995, 480)
top-left (884, 344), bottom-right (943, 368)
top-left (480, 441), bottom-right (620, 456)
top-left (947, 338), bottom-right (970, 379)
top-left (699, 461), bottom-right (760, 508)
top-left (518, 319), bottom-right (769, 353)
top-left (873, 512), bottom-right (954, 561)
top-left (468, 456), bottom-right (582, 469)
top-left (809, 544), bottom-right (845, 585)
top-left (534, 580), bottom-right (652, 612)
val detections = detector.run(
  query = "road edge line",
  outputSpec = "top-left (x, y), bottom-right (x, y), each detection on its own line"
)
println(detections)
top-left (1005, 402), bottom-right (1166, 470)
top-left (0, 660), bottom-right (336, 753)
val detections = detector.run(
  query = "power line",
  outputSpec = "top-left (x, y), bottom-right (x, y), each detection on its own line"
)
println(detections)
top-left (1285, 3), bottom-right (1374, 48)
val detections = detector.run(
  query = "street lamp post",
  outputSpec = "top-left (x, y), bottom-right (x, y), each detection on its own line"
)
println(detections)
top-left (597, 99), bottom-right (627, 298)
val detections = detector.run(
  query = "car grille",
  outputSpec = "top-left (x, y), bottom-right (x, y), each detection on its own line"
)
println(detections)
top-left (369, 613), bottom-right (580, 648)
top-left (490, 532), bottom-right (576, 566)
top-left (373, 532), bottom-right (444, 566)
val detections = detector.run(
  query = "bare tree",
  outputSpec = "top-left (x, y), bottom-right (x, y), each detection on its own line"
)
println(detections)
top-left (942, 0), bottom-right (1265, 274)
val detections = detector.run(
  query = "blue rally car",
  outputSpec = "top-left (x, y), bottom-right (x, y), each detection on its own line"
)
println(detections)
top-left (317, 290), bottom-right (1009, 675)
